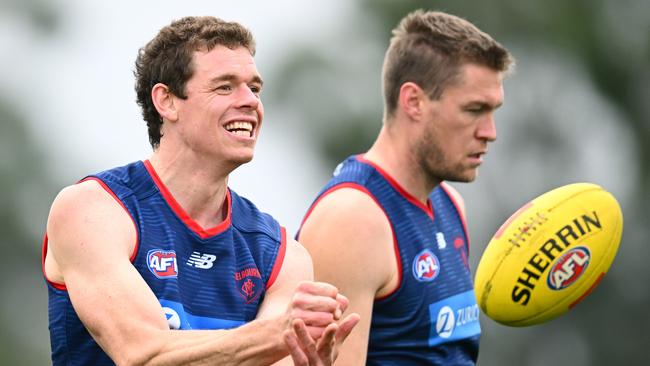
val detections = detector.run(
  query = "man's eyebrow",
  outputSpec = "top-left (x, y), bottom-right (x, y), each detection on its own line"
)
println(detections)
top-left (465, 100), bottom-right (503, 110)
top-left (209, 74), bottom-right (264, 86)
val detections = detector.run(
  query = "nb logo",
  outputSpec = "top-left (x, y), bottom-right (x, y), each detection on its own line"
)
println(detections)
top-left (436, 232), bottom-right (447, 249)
top-left (187, 251), bottom-right (217, 269)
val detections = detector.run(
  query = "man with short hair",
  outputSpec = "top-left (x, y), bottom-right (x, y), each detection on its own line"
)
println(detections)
top-left (43, 16), bottom-right (358, 365)
top-left (297, 10), bottom-right (514, 365)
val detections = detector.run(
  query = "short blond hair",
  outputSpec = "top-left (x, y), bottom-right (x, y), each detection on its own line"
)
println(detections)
top-left (382, 10), bottom-right (514, 117)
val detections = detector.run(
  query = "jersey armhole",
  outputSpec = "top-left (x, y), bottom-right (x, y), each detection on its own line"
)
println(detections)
top-left (439, 182), bottom-right (471, 253)
top-left (266, 226), bottom-right (287, 290)
top-left (42, 233), bottom-right (66, 290)
top-left (299, 183), bottom-right (403, 301)
top-left (80, 177), bottom-right (140, 262)
top-left (42, 178), bottom-right (140, 291)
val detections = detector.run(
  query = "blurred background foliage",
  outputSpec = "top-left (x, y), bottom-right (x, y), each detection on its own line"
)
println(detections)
top-left (1, 0), bottom-right (648, 364)
top-left (270, 1), bottom-right (649, 365)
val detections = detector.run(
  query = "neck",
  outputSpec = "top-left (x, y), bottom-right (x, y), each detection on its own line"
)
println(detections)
top-left (149, 149), bottom-right (233, 229)
top-left (364, 124), bottom-right (439, 204)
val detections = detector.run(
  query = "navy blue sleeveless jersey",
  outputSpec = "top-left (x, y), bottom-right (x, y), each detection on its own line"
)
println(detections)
top-left (299, 155), bottom-right (480, 365)
top-left (43, 160), bottom-right (286, 365)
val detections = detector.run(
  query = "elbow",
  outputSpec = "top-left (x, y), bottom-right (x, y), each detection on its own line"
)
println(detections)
top-left (110, 342), bottom-right (161, 366)
top-left (113, 353), bottom-right (147, 366)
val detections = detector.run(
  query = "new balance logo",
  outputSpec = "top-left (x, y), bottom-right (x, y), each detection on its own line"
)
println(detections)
top-left (436, 232), bottom-right (447, 250)
top-left (187, 252), bottom-right (217, 269)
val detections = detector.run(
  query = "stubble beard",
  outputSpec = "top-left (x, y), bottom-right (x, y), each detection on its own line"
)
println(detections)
top-left (415, 128), bottom-right (476, 186)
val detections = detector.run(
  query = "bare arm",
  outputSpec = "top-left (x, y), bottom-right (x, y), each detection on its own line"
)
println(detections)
top-left (297, 188), bottom-right (396, 366)
top-left (256, 238), bottom-right (360, 366)
top-left (44, 180), bottom-right (345, 366)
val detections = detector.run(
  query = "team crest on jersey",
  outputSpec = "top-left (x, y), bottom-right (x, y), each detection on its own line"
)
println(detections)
top-left (234, 267), bottom-right (263, 303)
top-left (547, 246), bottom-right (590, 290)
top-left (412, 249), bottom-right (441, 282)
top-left (147, 249), bottom-right (178, 278)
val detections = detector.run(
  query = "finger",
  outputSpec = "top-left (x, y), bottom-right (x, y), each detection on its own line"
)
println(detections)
top-left (293, 318), bottom-right (320, 365)
top-left (316, 323), bottom-right (338, 363)
top-left (333, 293), bottom-right (349, 320)
top-left (335, 313), bottom-right (361, 345)
top-left (296, 281), bottom-right (339, 298)
top-left (292, 291), bottom-right (339, 313)
top-left (291, 308), bottom-right (335, 327)
top-left (283, 329), bottom-right (308, 366)
top-left (305, 325), bottom-right (325, 340)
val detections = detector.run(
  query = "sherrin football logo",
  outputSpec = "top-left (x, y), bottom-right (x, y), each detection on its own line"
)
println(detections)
top-left (147, 249), bottom-right (178, 278)
top-left (474, 183), bottom-right (623, 327)
top-left (412, 249), bottom-right (440, 282)
top-left (547, 246), bottom-right (590, 290)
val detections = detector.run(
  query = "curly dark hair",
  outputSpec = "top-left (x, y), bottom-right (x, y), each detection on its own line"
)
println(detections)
top-left (134, 16), bottom-right (256, 149)
top-left (382, 10), bottom-right (514, 118)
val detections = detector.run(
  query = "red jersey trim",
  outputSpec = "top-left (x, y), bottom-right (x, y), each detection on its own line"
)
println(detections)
top-left (42, 177), bottom-right (140, 291)
top-left (42, 234), bottom-right (66, 291)
top-left (439, 182), bottom-right (471, 253)
top-left (266, 227), bottom-right (287, 290)
top-left (356, 155), bottom-right (434, 220)
top-left (143, 160), bottom-right (232, 239)
top-left (299, 183), bottom-right (403, 301)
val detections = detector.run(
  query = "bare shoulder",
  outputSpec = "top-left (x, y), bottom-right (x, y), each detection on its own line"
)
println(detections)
top-left (300, 187), bottom-right (391, 243)
top-left (46, 179), bottom-right (136, 274)
top-left (440, 182), bottom-right (466, 220)
top-left (277, 237), bottom-right (314, 286)
top-left (299, 187), bottom-right (394, 294)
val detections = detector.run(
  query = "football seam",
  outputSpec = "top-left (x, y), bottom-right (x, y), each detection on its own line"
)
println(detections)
top-left (479, 184), bottom-right (604, 323)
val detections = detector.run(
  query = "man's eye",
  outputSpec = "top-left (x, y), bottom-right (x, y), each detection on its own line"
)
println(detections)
top-left (215, 85), bottom-right (232, 92)
top-left (466, 106), bottom-right (486, 114)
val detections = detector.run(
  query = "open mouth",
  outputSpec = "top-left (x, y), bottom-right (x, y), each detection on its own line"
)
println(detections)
top-left (224, 121), bottom-right (254, 138)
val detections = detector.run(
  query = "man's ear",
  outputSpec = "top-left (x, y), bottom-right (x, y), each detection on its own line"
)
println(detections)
top-left (398, 82), bottom-right (425, 122)
top-left (151, 83), bottom-right (178, 123)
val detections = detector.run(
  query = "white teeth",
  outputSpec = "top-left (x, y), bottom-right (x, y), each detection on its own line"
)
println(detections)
top-left (225, 121), bottom-right (253, 131)
top-left (224, 121), bottom-right (253, 138)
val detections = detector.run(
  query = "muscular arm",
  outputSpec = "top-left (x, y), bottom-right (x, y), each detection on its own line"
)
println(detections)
top-left (44, 181), bottom-right (343, 366)
top-left (298, 188), bottom-right (396, 366)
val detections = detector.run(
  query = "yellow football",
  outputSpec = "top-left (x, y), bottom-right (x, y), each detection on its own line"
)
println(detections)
top-left (474, 183), bottom-right (623, 327)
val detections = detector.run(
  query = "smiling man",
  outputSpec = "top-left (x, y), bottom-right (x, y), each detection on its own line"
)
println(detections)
top-left (297, 10), bottom-right (514, 365)
top-left (42, 16), bottom-right (358, 366)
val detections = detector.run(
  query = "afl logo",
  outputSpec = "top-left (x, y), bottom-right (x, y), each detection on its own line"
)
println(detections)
top-left (412, 249), bottom-right (441, 282)
top-left (147, 249), bottom-right (178, 278)
top-left (547, 246), bottom-right (590, 290)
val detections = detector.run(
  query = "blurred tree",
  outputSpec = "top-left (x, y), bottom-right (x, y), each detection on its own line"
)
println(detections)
top-left (0, 97), bottom-right (57, 364)
top-left (270, 0), bottom-right (650, 365)
top-left (0, 0), bottom-right (62, 364)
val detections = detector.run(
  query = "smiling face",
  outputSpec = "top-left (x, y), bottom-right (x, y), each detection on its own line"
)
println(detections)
top-left (170, 45), bottom-right (264, 166)
top-left (414, 63), bottom-right (504, 184)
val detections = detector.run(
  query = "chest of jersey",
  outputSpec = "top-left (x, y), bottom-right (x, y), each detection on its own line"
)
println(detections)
top-left (134, 220), bottom-right (265, 329)
top-left (312, 156), bottom-right (480, 365)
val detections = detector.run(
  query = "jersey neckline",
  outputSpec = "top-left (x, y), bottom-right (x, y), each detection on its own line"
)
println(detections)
top-left (143, 160), bottom-right (232, 239)
top-left (356, 155), bottom-right (435, 220)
